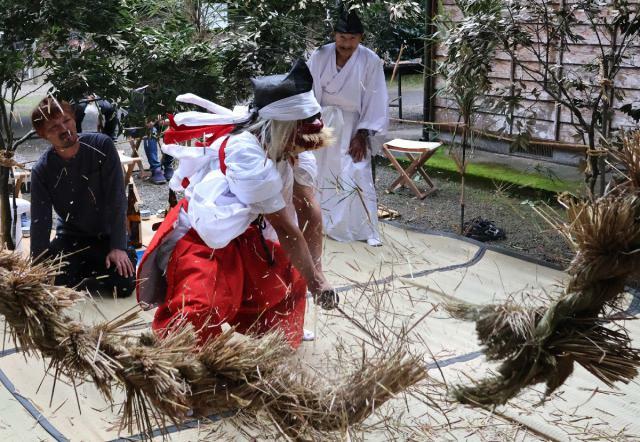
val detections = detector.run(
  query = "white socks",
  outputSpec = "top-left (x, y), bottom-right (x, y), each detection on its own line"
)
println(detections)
top-left (302, 329), bottom-right (316, 341)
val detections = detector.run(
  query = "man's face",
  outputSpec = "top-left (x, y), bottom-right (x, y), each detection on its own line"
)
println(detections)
top-left (335, 32), bottom-right (363, 60)
top-left (39, 113), bottom-right (78, 150)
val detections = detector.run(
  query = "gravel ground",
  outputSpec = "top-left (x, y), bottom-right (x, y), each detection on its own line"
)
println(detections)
top-left (374, 158), bottom-right (573, 266)
top-left (11, 81), bottom-right (574, 267)
top-left (14, 136), bottom-right (573, 267)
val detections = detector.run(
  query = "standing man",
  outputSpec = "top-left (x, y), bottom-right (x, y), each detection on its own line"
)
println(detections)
top-left (73, 94), bottom-right (120, 141)
top-left (30, 97), bottom-right (136, 297)
top-left (307, 8), bottom-right (388, 246)
top-left (143, 116), bottom-right (174, 185)
top-left (126, 87), bottom-right (174, 185)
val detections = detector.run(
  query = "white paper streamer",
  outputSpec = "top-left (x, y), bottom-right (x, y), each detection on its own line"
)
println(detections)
top-left (176, 93), bottom-right (235, 115)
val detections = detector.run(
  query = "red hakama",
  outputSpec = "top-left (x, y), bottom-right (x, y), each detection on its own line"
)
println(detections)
top-left (151, 223), bottom-right (307, 348)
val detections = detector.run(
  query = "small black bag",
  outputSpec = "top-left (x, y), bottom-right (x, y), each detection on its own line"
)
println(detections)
top-left (463, 217), bottom-right (506, 242)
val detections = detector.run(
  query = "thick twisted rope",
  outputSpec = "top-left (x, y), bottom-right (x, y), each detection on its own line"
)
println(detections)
top-left (0, 253), bottom-right (427, 439)
top-left (446, 133), bottom-right (640, 406)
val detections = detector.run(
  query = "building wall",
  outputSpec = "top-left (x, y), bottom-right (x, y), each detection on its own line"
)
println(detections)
top-left (434, 0), bottom-right (640, 156)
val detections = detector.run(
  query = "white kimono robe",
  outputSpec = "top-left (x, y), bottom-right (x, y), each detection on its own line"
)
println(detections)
top-left (307, 43), bottom-right (388, 243)
top-left (154, 132), bottom-right (316, 267)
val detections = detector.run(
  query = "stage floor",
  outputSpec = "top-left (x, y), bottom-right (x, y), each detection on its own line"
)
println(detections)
top-left (1, 221), bottom-right (639, 441)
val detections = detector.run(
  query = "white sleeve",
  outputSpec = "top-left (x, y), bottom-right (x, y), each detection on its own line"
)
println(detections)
top-left (188, 169), bottom-right (255, 249)
top-left (223, 132), bottom-right (286, 214)
top-left (161, 142), bottom-right (217, 195)
top-left (293, 151), bottom-right (317, 187)
top-left (307, 49), bottom-right (324, 104)
top-left (357, 52), bottom-right (389, 134)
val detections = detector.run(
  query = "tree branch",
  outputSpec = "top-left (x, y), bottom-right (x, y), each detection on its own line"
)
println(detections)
top-left (13, 80), bottom-right (51, 103)
top-left (0, 97), bottom-right (11, 150)
top-left (507, 49), bottom-right (590, 130)
top-left (11, 130), bottom-right (37, 152)
top-left (584, 7), bottom-right (608, 63)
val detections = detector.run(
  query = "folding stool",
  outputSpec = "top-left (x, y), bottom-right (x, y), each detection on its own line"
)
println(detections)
top-left (382, 138), bottom-right (441, 199)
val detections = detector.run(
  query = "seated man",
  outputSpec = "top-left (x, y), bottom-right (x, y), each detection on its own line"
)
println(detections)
top-left (30, 97), bottom-right (136, 297)
top-left (137, 60), bottom-right (337, 348)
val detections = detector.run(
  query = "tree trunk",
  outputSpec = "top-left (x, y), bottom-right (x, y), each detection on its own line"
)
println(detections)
top-left (460, 116), bottom-right (470, 234)
top-left (599, 97), bottom-right (611, 196)
top-left (0, 166), bottom-right (15, 250)
top-left (0, 96), bottom-right (16, 249)
top-left (422, 0), bottom-right (436, 141)
top-left (586, 132), bottom-right (598, 195)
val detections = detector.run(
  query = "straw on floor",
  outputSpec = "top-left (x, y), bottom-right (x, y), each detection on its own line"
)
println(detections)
top-left (0, 253), bottom-right (427, 440)
top-left (445, 131), bottom-right (640, 406)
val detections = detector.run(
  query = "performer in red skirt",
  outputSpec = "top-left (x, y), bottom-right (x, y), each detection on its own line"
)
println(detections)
top-left (137, 60), bottom-right (337, 348)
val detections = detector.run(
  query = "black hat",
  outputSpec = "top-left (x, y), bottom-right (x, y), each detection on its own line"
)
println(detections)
top-left (251, 59), bottom-right (314, 111)
top-left (334, 7), bottom-right (364, 34)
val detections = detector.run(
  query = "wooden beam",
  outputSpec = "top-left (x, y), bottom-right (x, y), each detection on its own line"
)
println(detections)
top-left (422, 0), bottom-right (437, 140)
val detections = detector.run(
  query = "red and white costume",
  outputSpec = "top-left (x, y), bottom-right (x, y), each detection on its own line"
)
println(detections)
top-left (137, 94), bottom-right (318, 348)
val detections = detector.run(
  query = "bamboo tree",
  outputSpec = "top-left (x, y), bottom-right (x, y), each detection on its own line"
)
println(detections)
top-left (437, 0), bottom-right (502, 233)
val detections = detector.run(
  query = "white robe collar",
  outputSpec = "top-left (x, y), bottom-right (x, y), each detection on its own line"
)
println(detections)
top-left (323, 44), bottom-right (363, 95)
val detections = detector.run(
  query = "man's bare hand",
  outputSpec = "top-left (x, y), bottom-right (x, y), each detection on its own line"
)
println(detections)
top-left (105, 249), bottom-right (135, 278)
top-left (348, 131), bottom-right (368, 163)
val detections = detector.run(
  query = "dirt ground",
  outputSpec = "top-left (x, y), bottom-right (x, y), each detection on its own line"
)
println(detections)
top-left (382, 79), bottom-right (574, 266)
top-left (11, 77), bottom-right (575, 268)
top-left (15, 135), bottom-right (574, 268)
top-left (374, 158), bottom-right (573, 266)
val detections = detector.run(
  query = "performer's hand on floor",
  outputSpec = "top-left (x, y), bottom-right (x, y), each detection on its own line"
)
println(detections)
top-left (348, 131), bottom-right (368, 163)
top-left (106, 249), bottom-right (135, 278)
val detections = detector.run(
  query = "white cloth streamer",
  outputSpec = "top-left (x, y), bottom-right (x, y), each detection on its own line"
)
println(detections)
top-left (173, 91), bottom-right (320, 126)
top-left (176, 93), bottom-right (235, 115)
top-left (174, 93), bottom-right (250, 126)
top-left (258, 90), bottom-right (321, 121)
top-left (173, 111), bottom-right (249, 127)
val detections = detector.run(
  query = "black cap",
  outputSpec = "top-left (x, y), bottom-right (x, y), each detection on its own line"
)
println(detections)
top-left (334, 7), bottom-right (364, 34)
top-left (251, 59), bottom-right (314, 110)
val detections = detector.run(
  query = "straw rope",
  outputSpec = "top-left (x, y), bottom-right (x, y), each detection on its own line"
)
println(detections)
top-left (445, 131), bottom-right (640, 406)
top-left (0, 253), bottom-right (427, 439)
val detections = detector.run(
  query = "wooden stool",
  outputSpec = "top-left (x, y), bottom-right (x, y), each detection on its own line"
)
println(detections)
top-left (128, 136), bottom-right (143, 158)
top-left (119, 152), bottom-right (144, 185)
top-left (382, 138), bottom-right (441, 199)
top-left (119, 152), bottom-right (144, 205)
top-left (123, 127), bottom-right (146, 176)
top-left (123, 127), bottom-right (144, 157)
top-left (12, 167), bottom-right (31, 198)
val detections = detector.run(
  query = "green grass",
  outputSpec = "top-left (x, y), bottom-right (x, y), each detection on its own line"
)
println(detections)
top-left (407, 148), bottom-right (583, 195)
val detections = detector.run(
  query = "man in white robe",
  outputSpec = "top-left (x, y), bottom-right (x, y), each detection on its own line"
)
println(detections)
top-left (307, 8), bottom-right (388, 246)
